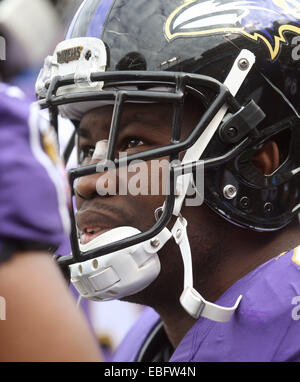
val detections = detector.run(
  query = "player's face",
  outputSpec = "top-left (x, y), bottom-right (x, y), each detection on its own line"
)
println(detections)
top-left (75, 99), bottom-right (202, 245)
top-left (75, 102), bottom-right (175, 244)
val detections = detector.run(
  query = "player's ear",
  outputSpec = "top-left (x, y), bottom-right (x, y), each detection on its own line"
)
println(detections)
top-left (252, 140), bottom-right (280, 175)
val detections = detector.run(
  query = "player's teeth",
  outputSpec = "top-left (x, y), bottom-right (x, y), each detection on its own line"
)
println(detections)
top-left (86, 228), bottom-right (101, 234)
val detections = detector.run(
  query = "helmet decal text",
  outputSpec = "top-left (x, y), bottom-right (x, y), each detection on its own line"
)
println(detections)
top-left (57, 46), bottom-right (83, 64)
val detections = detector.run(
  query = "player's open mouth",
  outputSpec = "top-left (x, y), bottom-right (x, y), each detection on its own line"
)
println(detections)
top-left (80, 226), bottom-right (111, 244)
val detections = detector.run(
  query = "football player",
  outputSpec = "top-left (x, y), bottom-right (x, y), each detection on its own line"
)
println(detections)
top-left (0, 83), bottom-right (102, 361)
top-left (37, 0), bottom-right (300, 361)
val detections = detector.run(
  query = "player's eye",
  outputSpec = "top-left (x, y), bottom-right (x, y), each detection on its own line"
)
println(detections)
top-left (116, 135), bottom-right (155, 158)
top-left (78, 145), bottom-right (95, 164)
top-left (126, 138), bottom-right (144, 149)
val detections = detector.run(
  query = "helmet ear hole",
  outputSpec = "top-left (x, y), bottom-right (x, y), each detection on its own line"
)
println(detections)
top-left (274, 128), bottom-right (291, 167)
top-left (251, 128), bottom-right (291, 174)
top-left (251, 141), bottom-right (280, 175)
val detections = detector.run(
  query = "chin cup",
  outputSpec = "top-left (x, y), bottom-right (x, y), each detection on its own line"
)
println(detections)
top-left (69, 226), bottom-right (171, 301)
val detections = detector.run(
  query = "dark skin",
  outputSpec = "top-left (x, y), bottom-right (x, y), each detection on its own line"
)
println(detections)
top-left (75, 102), bottom-right (300, 349)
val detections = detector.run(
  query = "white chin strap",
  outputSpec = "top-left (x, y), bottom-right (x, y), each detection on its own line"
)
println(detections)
top-left (70, 49), bottom-right (254, 322)
top-left (172, 216), bottom-right (242, 320)
top-left (165, 49), bottom-right (255, 320)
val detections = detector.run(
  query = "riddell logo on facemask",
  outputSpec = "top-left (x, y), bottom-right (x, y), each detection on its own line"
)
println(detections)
top-left (94, 155), bottom-right (205, 207)
top-left (0, 36), bottom-right (5, 61)
top-left (0, 296), bottom-right (6, 320)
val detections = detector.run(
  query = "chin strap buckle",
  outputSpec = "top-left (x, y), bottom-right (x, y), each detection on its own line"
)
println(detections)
top-left (219, 100), bottom-right (265, 145)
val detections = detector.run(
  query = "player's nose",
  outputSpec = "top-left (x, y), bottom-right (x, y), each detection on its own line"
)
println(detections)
top-left (75, 140), bottom-right (112, 200)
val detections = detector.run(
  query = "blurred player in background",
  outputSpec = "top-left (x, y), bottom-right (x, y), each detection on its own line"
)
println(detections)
top-left (0, 82), bottom-right (102, 361)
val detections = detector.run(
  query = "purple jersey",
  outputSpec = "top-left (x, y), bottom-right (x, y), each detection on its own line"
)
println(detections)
top-left (112, 247), bottom-right (300, 362)
top-left (0, 83), bottom-right (70, 260)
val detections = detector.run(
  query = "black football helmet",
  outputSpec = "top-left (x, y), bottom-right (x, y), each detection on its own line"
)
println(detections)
top-left (36, 0), bottom-right (300, 321)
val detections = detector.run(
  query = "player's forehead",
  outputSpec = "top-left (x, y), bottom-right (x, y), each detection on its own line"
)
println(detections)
top-left (78, 102), bottom-right (174, 136)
